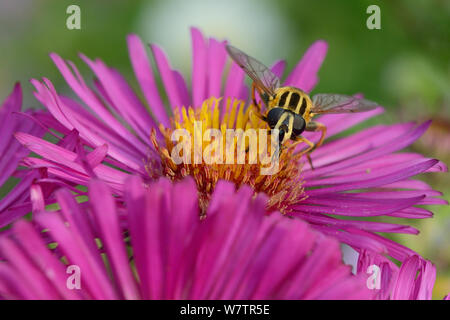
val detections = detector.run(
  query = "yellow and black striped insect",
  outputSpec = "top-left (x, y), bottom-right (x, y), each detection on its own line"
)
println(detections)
top-left (226, 44), bottom-right (378, 166)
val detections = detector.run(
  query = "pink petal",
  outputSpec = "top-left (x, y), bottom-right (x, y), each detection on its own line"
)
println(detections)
top-left (191, 27), bottom-right (208, 107)
top-left (127, 34), bottom-right (170, 126)
top-left (284, 40), bottom-right (328, 92)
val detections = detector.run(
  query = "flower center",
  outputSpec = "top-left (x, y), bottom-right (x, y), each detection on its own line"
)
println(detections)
top-left (149, 97), bottom-right (307, 215)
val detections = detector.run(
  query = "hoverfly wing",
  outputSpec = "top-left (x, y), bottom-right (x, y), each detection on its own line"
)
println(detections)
top-left (311, 94), bottom-right (379, 114)
top-left (226, 44), bottom-right (280, 96)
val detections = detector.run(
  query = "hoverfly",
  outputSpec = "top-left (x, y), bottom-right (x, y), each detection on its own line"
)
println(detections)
top-left (225, 44), bottom-right (378, 166)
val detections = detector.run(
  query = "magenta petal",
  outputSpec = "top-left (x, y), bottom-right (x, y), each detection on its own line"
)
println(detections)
top-left (127, 34), bottom-right (170, 127)
top-left (125, 176), bottom-right (151, 298)
top-left (151, 44), bottom-right (183, 109)
top-left (32, 77), bottom-right (146, 173)
top-left (173, 70), bottom-right (191, 108)
top-left (357, 251), bottom-right (437, 300)
top-left (89, 180), bottom-right (140, 299)
top-left (271, 59), bottom-right (286, 79)
top-left (0, 237), bottom-right (61, 299)
top-left (78, 54), bottom-right (157, 145)
top-left (0, 83), bottom-right (22, 155)
top-left (296, 195), bottom-right (425, 217)
top-left (222, 62), bottom-right (247, 117)
top-left (0, 172), bottom-right (36, 213)
top-left (293, 212), bottom-right (418, 234)
top-left (391, 255), bottom-right (421, 299)
top-left (207, 38), bottom-right (227, 100)
top-left (305, 158), bottom-right (439, 187)
top-left (305, 121), bottom-right (431, 179)
top-left (36, 211), bottom-right (117, 299)
top-left (284, 40), bottom-right (328, 92)
top-left (12, 220), bottom-right (82, 299)
top-left (30, 184), bottom-right (45, 213)
top-left (415, 259), bottom-right (436, 300)
top-left (191, 27), bottom-right (208, 107)
top-left (15, 132), bottom-right (129, 190)
top-left (306, 159), bottom-right (438, 196)
top-left (56, 188), bottom-right (101, 267)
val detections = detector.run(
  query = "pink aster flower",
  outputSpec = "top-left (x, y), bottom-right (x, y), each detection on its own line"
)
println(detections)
top-left (0, 177), bottom-right (372, 300)
top-left (0, 83), bottom-right (46, 227)
top-left (12, 28), bottom-right (447, 264)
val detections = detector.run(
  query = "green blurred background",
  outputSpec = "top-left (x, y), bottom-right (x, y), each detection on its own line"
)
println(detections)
top-left (0, 0), bottom-right (449, 298)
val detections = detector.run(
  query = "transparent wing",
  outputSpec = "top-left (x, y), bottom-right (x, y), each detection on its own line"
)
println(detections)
top-left (226, 44), bottom-right (280, 96)
top-left (311, 94), bottom-right (379, 114)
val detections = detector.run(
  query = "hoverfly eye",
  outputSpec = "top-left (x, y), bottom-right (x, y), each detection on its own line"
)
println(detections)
top-left (266, 108), bottom-right (286, 128)
top-left (292, 114), bottom-right (306, 136)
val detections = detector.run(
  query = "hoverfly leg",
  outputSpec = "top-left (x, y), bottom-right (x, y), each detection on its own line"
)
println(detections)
top-left (287, 136), bottom-right (316, 169)
top-left (305, 121), bottom-right (327, 152)
top-left (306, 153), bottom-right (315, 170)
top-left (249, 109), bottom-right (267, 123)
top-left (285, 136), bottom-right (314, 153)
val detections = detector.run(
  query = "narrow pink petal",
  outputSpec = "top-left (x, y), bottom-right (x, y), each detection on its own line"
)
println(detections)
top-left (283, 237), bottom-right (341, 298)
top-left (271, 59), bottom-right (286, 79)
top-left (222, 62), bottom-right (247, 117)
top-left (346, 228), bottom-right (417, 262)
top-left (150, 44), bottom-right (183, 109)
top-left (415, 260), bottom-right (436, 300)
top-left (313, 225), bottom-right (387, 254)
top-left (301, 108), bottom-right (384, 159)
top-left (75, 143), bottom-right (108, 178)
top-left (192, 185), bottom-right (260, 298)
top-left (30, 184), bottom-right (45, 213)
top-left (391, 255), bottom-right (421, 299)
top-left (191, 27), bottom-right (208, 107)
top-left (304, 121), bottom-right (432, 180)
top-left (207, 38), bottom-right (227, 100)
top-left (86, 143), bottom-right (108, 168)
top-left (0, 83), bottom-right (22, 156)
top-left (127, 34), bottom-right (169, 126)
top-left (165, 178), bottom-right (199, 299)
top-left (284, 40), bottom-right (328, 92)
top-left (59, 95), bottom-right (148, 166)
top-left (173, 70), bottom-right (191, 108)
top-left (56, 189), bottom-right (103, 269)
top-left (46, 55), bottom-right (149, 161)
top-left (306, 159), bottom-right (438, 196)
top-left (0, 264), bottom-right (38, 299)
top-left (293, 212), bottom-right (419, 234)
top-left (295, 195), bottom-right (424, 217)
top-left (388, 207), bottom-right (433, 219)
top-left (305, 158), bottom-right (438, 187)
top-left (35, 211), bottom-right (117, 299)
top-left (0, 237), bottom-right (61, 299)
top-left (125, 175), bottom-right (153, 299)
top-left (34, 78), bottom-right (146, 173)
top-left (79, 54), bottom-right (157, 145)
top-left (15, 132), bottom-right (129, 188)
top-left (89, 180), bottom-right (140, 299)
top-left (13, 220), bottom-right (82, 299)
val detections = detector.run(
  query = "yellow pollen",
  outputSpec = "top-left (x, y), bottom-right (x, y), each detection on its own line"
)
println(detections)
top-left (148, 97), bottom-right (307, 215)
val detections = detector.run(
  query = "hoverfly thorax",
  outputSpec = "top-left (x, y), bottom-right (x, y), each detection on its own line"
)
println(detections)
top-left (272, 87), bottom-right (313, 121)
